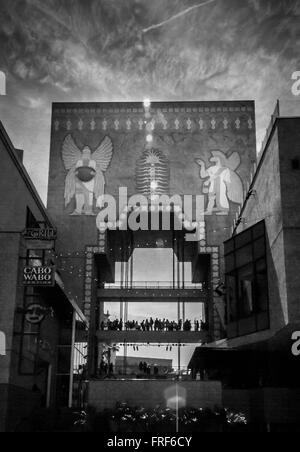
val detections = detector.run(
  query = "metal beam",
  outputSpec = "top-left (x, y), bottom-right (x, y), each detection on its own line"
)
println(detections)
top-left (97, 288), bottom-right (208, 300)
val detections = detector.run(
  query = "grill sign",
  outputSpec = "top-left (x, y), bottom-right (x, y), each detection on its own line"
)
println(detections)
top-left (23, 266), bottom-right (55, 286)
top-left (23, 228), bottom-right (57, 240)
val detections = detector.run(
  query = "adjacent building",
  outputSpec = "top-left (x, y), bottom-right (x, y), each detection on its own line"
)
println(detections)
top-left (189, 108), bottom-right (300, 429)
top-left (0, 122), bottom-right (87, 432)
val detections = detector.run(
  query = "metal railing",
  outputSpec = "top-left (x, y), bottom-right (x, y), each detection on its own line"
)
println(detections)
top-left (103, 281), bottom-right (205, 290)
top-left (98, 366), bottom-right (193, 381)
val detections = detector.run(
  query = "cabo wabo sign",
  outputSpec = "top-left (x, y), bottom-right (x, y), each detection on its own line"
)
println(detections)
top-left (23, 266), bottom-right (55, 287)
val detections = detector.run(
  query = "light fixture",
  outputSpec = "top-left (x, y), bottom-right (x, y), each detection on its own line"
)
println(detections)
top-left (143, 98), bottom-right (151, 108)
top-left (146, 134), bottom-right (153, 143)
top-left (150, 180), bottom-right (158, 191)
top-left (215, 282), bottom-right (226, 297)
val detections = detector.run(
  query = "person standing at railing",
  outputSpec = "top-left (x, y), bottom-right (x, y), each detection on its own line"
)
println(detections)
top-left (145, 319), bottom-right (150, 331)
top-left (149, 317), bottom-right (154, 331)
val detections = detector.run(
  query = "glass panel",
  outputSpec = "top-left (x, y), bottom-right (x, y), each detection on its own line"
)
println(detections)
top-left (226, 275), bottom-right (238, 322)
top-left (253, 221), bottom-right (265, 239)
top-left (225, 253), bottom-right (235, 273)
top-left (184, 303), bottom-right (206, 326)
top-left (255, 258), bottom-right (268, 313)
top-left (253, 237), bottom-right (266, 260)
top-left (238, 264), bottom-right (254, 318)
top-left (236, 244), bottom-right (253, 268)
top-left (132, 248), bottom-right (174, 284)
top-left (224, 239), bottom-right (234, 255)
top-left (234, 229), bottom-right (251, 249)
top-left (113, 343), bottom-right (196, 378)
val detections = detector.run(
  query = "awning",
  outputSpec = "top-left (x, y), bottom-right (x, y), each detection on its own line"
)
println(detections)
top-left (55, 272), bottom-right (88, 327)
top-left (188, 346), bottom-right (240, 370)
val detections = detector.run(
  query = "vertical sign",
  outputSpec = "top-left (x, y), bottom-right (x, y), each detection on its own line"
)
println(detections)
top-left (0, 71), bottom-right (6, 96)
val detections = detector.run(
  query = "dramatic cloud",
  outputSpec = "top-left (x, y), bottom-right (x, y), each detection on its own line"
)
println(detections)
top-left (0, 0), bottom-right (299, 201)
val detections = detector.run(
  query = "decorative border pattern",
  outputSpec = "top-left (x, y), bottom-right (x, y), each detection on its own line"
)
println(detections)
top-left (198, 242), bottom-right (222, 341)
top-left (53, 105), bottom-right (254, 115)
top-left (53, 115), bottom-right (254, 133)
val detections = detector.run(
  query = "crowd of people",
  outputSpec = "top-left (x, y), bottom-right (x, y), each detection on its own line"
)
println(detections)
top-left (100, 318), bottom-right (208, 332)
top-left (99, 359), bottom-right (114, 376)
top-left (138, 361), bottom-right (160, 376)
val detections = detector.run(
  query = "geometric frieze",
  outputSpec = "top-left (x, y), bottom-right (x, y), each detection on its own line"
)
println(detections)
top-left (53, 115), bottom-right (254, 133)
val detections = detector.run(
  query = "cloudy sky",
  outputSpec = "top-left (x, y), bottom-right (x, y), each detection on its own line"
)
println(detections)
top-left (0, 0), bottom-right (299, 203)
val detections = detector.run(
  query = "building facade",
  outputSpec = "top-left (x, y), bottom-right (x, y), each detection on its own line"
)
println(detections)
top-left (0, 122), bottom-right (86, 432)
top-left (47, 101), bottom-right (256, 408)
top-left (5, 99), bottom-right (299, 430)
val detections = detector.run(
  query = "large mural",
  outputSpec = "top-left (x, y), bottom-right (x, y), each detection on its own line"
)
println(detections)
top-left (62, 134), bottom-right (113, 215)
top-left (48, 101), bottom-right (256, 324)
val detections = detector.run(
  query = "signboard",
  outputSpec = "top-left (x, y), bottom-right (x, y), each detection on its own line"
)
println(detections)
top-left (22, 228), bottom-right (57, 240)
top-left (25, 304), bottom-right (47, 324)
top-left (23, 266), bottom-right (55, 287)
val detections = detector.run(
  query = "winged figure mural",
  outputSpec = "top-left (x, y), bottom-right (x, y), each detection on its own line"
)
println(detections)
top-left (196, 150), bottom-right (243, 215)
top-left (62, 134), bottom-right (113, 216)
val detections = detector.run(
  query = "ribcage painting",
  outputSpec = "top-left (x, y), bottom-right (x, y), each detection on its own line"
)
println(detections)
top-left (136, 149), bottom-right (170, 196)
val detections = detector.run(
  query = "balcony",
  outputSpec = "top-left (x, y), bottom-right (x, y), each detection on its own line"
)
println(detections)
top-left (97, 281), bottom-right (208, 301)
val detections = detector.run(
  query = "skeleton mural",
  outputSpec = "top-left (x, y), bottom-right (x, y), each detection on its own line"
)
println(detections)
top-left (196, 151), bottom-right (243, 215)
top-left (136, 149), bottom-right (170, 196)
top-left (62, 134), bottom-right (113, 215)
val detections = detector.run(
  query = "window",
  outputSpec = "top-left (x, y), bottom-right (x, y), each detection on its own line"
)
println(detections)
top-left (224, 221), bottom-right (269, 338)
top-left (26, 249), bottom-right (45, 266)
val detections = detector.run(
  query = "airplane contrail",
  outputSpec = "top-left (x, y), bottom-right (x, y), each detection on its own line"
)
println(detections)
top-left (142, 0), bottom-right (218, 34)
top-left (25, 0), bottom-right (90, 51)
